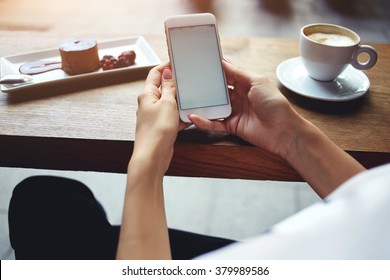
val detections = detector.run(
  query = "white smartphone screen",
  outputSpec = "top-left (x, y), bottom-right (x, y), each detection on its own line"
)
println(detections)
top-left (168, 24), bottom-right (229, 110)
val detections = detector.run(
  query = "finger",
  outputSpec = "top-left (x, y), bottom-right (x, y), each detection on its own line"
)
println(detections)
top-left (161, 67), bottom-right (187, 133)
top-left (222, 60), bottom-right (251, 88)
top-left (160, 67), bottom-right (176, 102)
top-left (143, 62), bottom-right (170, 96)
top-left (188, 114), bottom-right (227, 133)
top-left (223, 56), bottom-right (232, 64)
top-left (139, 63), bottom-right (171, 106)
top-left (145, 62), bottom-right (170, 86)
top-left (178, 121), bottom-right (192, 131)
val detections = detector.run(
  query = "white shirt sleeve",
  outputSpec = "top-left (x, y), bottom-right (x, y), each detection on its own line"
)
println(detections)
top-left (196, 163), bottom-right (390, 259)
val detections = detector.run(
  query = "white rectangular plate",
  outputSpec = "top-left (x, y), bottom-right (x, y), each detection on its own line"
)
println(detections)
top-left (0, 36), bottom-right (161, 93)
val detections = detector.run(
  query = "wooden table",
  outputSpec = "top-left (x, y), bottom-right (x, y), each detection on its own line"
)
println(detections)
top-left (1, 31), bottom-right (389, 181)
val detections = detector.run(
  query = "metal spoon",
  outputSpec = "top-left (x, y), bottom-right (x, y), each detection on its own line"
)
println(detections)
top-left (0, 74), bottom-right (33, 85)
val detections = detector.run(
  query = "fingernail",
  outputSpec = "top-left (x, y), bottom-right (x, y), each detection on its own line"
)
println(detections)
top-left (163, 67), bottom-right (172, 79)
top-left (223, 57), bottom-right (232, 63)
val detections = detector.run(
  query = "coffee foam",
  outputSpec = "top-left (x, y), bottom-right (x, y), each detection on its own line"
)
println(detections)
top-left (307, 32), bottom-right (356, 47)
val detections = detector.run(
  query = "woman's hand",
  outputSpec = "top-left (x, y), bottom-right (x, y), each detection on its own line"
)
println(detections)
top-left (189, 60), bottom-right (300, 157)
top-left (133, 62), bottom-right (186, 175)
top-left (189, 61), bottom-right (364, 197)
top-left (118, 63), bottom-right (183, 260)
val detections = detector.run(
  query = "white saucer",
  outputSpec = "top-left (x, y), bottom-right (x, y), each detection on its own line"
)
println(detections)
top-left (276, 57), bottom-right (370, 102)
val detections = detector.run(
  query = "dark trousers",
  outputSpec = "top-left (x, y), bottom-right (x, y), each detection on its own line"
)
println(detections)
top-left (8, 176), bottom-right (235, 260)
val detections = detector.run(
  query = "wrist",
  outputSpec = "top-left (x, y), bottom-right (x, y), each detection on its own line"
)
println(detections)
top-left (130, 136), bottom-right (173, 180)
top-left (277, 113), bottom-right (365, 197)
top-left (129, 150), bottom-right (165, 179)
top-left (279, 114), bottom-right (323, 166)
top-left (126, 155), bottom-right (164, 198)
top-left (273, 109), bottom-right (309, 161)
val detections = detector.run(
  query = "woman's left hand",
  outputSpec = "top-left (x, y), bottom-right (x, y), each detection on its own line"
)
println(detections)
top-left (132, 62), bottom-right (185, 175)
top-left (118, 64), bottom-right (183, 260)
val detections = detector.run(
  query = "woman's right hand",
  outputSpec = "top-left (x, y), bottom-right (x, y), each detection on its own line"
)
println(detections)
top-left (190, 60), bottom-right (365, 197)
top-left (189, 60), bottom-right (302, 158)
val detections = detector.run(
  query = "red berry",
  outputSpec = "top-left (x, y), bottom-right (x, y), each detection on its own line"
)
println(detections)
top-left (103, 55), bottom-right (115, 60)
top-left (100, 50), bottom-right (136, 70)
top-left (121, 50), bottom-right (135, 59)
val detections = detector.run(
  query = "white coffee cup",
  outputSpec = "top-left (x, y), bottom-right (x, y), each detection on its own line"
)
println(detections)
top-left (300, 23), bottom-right (378, 81)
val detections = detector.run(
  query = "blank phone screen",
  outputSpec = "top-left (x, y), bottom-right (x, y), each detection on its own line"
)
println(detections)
top-left (168, 24), bottom-right (229, 110)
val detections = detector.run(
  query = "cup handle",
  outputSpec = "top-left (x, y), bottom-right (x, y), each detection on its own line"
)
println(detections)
top-left (351, 45), bottom-right (378, 70)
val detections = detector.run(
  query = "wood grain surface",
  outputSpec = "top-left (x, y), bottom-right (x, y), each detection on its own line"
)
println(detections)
top-left (1, 31), bottom-right (389, 180)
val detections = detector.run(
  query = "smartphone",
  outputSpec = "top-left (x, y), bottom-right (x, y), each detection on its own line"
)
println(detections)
top-left (165, 13), bottom-right (231, 123)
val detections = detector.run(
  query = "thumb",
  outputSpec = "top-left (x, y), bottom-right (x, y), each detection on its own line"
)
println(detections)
top-left (188, 114), bottom-right (227, 133)
top-left (161, 67), bottom-right (176, 101)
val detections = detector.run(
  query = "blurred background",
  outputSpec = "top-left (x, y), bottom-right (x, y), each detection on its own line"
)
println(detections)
top-left (0, 0), bottom-right (389, 42)
top-left (1, 0), bottom-right (389, 260)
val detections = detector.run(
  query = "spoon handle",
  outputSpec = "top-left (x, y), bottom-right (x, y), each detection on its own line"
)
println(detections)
top-left (0, 74), bottom-right (33, 85)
